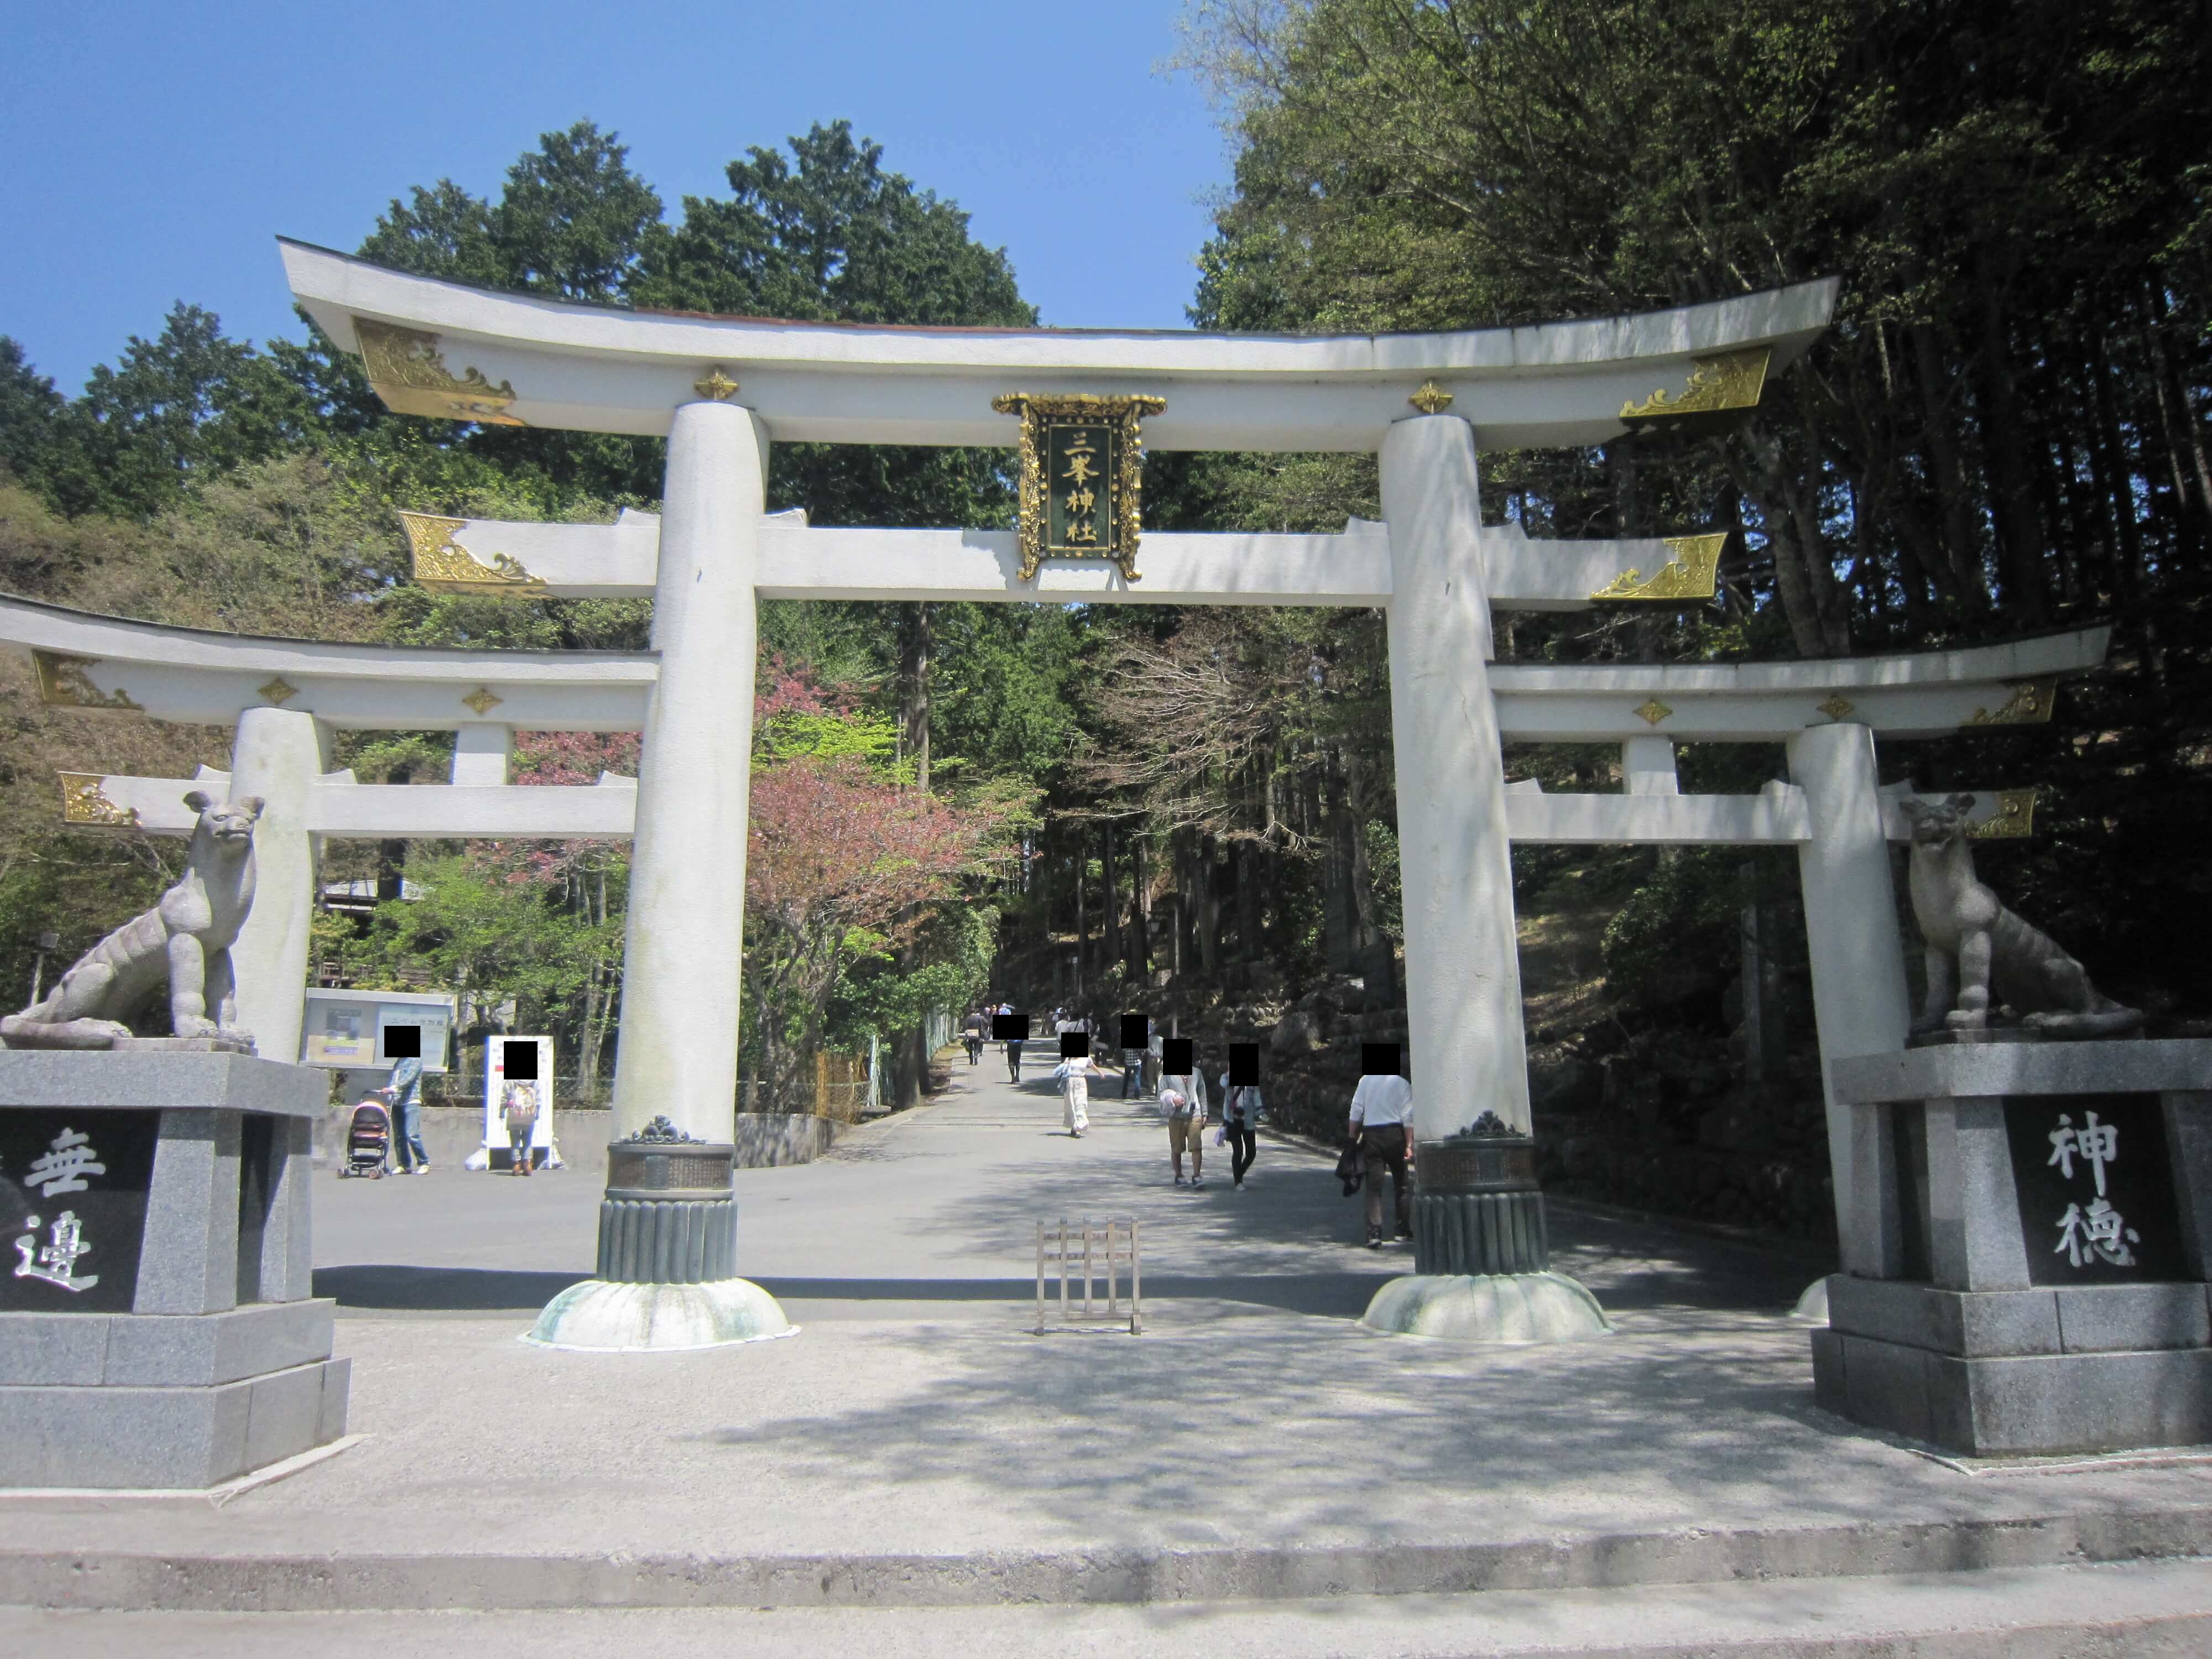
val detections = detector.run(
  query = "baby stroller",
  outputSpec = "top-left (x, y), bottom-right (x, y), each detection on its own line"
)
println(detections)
top-left (340, 1095), bottom-right (393, 1178)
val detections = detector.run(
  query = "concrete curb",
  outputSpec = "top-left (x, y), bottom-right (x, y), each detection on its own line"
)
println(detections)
top-left (7, 1505), bottom-right (2210, 1611)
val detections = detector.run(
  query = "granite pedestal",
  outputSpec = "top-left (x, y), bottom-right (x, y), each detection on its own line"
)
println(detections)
top-left (1812, 1039), bottom-right (2212, 1454)
top-left (0, 1050), bottom-right (348, 1487)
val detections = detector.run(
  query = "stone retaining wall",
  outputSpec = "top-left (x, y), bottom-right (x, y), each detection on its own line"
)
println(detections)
top-left (317, 1104), bottom-right (843, 1174)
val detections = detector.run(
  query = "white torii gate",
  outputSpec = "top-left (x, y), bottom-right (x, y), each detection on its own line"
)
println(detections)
top-left (0, 241), bottom-right (2110, 1347)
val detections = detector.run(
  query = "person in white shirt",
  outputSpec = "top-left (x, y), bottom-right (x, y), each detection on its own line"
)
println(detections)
top-left (1160, 1067), bottom-right (1209, 1187)
top-left (1052, 1050), bottom-right (1104, 1138)
top-left (1348, 1070), bottom-right (1415, 1247)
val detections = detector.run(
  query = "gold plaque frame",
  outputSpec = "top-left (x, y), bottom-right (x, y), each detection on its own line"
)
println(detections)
top-left (992, 393), bottom-right (1166, 582)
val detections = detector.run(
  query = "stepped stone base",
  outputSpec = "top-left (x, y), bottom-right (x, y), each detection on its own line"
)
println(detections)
top-left (1361, 1272), bottom-right (1613, 1343)
top-left (1812, 1275), bottom-right (2212, 1454)
top-left (0, 1052), bottom-right (349, 1487)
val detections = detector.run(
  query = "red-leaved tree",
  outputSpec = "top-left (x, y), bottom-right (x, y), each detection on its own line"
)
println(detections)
top-left (744, 757), bottom-right (998, 1104)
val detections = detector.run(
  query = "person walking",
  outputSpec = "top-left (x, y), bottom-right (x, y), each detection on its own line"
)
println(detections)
top-left (1220, 1071), bottom-right (1263, 1190)
top-left (962, 1008), bottom-right (987, 1066)
top-left (1348, 1069), bottom-right (1415, 1248)
top-left (1160, 1064), bottom-right (1209, 1188)
top-left (501, 1079), bottom-right (539, 1176)
top-left (1004, 1018), bottom-right (1025, 1083)
top-left (1052, 1050), bottom-right (1103, 1138)
top-left (386, 1051), bottom-right (430, 1175)
top-left (1121, 1018), bottom-right (1148, 1099)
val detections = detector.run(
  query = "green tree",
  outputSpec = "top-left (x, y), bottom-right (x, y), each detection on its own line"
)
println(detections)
top-left (37, 305), bottom-right (312, 519)
top-left (0, 338), bottom-right (62, 486)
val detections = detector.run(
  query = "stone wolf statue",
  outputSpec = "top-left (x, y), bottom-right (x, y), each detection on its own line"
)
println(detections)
top-left (1, 790), bottom-right (263, 1052)
top-left (1900, 792), bottom-right (2140, 1039)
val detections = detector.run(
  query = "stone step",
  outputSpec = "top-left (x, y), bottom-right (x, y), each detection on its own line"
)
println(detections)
top-left (2, 1558), bottom-right (2206, 1656)
top-left (5, 1505), bottom-right (2209, 1613)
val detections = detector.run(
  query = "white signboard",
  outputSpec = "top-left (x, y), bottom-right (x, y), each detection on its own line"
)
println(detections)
top-left (300, 988), bottom-right (455, 1072)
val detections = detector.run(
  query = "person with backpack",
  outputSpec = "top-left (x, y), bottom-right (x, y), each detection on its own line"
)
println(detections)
top-left (501, 1079), bottom-right (540, 1177)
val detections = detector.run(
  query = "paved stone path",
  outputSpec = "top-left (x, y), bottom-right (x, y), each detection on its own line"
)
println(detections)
top-left (312, 1053), bottom-right (1823, 1321)
top-left (7, 1061), bottom-right (2209, 1655)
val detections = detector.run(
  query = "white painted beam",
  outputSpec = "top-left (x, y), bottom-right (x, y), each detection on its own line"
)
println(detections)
top-left (282, 238), bottom-right (1837, 453)
top-left (1492, 628), bottom-right (2109, 740)
top-left (60, 772), bottom-right (639, 839)
top-left (427, 510), bottom-right (1696, 612)
top-left (305, 780), bottom-right (637, 837)
top-left (1505, 785), bottom-right (1811, 844)
top-left (0, 594), bottom-right (655, 731)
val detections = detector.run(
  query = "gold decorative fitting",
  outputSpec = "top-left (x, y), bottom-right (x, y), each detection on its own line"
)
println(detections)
top-left (1816, 694), bottom-right (1857, 722)
top-left (992, 392), bottom-right (1167, 582)
top-left (1966, 789), bottom-right (2037, 840)
top-left (1964, 677), bottom-right (2059, 727)
top-left (400, 511), bottom-right (548, 597)
top-left (1618, 348), bottom-right (1771, 428)
top-left (58, 773), bottom-right (138, 827)
top-left (1408, 379), bottom-right (1455, 415)
top-left (32, 651), bottom-right (142, 712)
top-left (259, 677), bottom-right (299, 707)
top-left (693, 366), bottom-right (739, 401)
top-left (353, 318), bottom-right (525, 426)
top-left (461, 687), bottom-right (504, 717)
top-left (1632, 698), bottom-right (1674, 728)
top-left (1588, 533), bottom-right (1724, 602)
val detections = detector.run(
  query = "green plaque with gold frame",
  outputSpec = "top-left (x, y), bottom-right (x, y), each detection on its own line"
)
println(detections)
top-left (992, 393), bottom-right (1166, 582)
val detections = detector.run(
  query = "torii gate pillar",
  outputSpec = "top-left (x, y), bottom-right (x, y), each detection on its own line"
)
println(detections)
top-left (1788, 722), bottom-right (1914, 1278)
top-left (529, 396), bottom-right (791, 1352)
top-left (230, 706), bottom-right (330, 1066)
top-left (1361, 414), bottom-right (1608, 1341)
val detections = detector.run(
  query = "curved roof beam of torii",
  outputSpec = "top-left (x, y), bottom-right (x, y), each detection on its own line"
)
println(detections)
top-left (279, 238), bottom-right (1839, 453)
top-left (0, 592), bottom-right (2105, 744)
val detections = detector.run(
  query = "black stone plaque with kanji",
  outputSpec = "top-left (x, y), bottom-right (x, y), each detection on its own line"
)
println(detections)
top-left (0, 1108), bottom-right (158, 1312)
top-left (1044, 415), bottom-right (1118, 555)
top-left (2005, 1093), bottom-right (2185, 1286)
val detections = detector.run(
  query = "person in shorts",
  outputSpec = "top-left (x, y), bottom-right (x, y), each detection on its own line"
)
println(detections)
top-left (1160, 1056), bottom-right (1208, 1188)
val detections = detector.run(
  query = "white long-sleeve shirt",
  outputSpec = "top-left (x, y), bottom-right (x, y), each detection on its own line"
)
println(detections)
top-left (1159, 1073), bottom-right (1208, 1120)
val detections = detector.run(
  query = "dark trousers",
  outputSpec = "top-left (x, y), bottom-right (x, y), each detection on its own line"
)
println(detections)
top-left (1361, 1124), bottom-right (1411, 1235)
top-left (1225, 1121), bottom-right (1257, 1183)
top-left (1005, 1041), bottom-right (1023, 1081)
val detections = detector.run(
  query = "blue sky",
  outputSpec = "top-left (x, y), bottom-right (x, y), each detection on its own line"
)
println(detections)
top-left (1, 1), bottom-right (1233, 393)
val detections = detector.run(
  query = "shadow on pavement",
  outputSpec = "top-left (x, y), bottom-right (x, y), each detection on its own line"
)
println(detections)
top-left (316, 1264), bottom-right (589, 1311)
top-left (315, 1263), bottom-right (1395, 1318)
